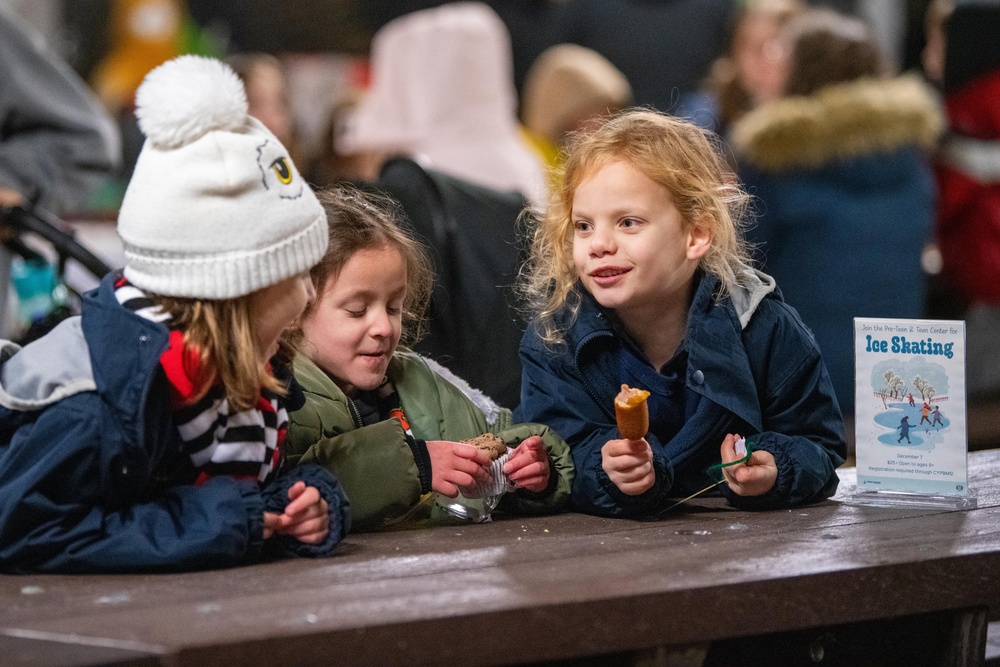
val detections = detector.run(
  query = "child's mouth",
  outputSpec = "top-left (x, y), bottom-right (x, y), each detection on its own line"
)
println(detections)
top-left (590, 266), bottom-right (630, 285)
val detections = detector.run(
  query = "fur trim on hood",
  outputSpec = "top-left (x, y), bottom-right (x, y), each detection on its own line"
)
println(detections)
top-left (730, 74), bottom-right (944, 172)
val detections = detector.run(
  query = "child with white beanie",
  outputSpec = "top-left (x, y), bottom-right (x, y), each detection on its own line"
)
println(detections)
top-left (0, 55), bottom-right (349, 573)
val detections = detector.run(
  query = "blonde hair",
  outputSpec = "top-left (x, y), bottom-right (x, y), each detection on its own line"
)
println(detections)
top-left (519, 108), bottom-right (753, 346)
top-left (156, 295), bottom-right (286, 412)
top-left (296, 183), bottom-right (434, 347)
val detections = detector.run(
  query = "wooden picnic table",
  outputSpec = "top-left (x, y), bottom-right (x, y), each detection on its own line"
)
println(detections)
top-left (4, 450), bottom-right (1000, 667)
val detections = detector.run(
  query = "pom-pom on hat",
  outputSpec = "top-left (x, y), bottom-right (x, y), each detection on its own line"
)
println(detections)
top-left (117, 55), bottom-right (327, 299)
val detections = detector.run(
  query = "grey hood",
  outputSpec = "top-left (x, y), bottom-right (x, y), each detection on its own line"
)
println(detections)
top-left (0, 317), bottom-right (95, 411)
top-left (724, 263), bottom-right (778, 330)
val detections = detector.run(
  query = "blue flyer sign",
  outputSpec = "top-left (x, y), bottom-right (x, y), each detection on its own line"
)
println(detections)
top-left (854, 317), bottom-right (970, 499)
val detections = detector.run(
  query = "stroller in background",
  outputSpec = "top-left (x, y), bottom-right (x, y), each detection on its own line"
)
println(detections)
top-left (1, 204), bottom-right (113, 345)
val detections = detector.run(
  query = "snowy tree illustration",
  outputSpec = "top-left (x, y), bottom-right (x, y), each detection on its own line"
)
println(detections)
top-left (913, 376), bottom-right (936, 402)
top-left (880, 370), bottom-right (896, 408)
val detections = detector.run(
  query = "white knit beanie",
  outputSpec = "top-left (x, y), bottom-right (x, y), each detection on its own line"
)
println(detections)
top-left (117, 55), bottom-right (327, 299)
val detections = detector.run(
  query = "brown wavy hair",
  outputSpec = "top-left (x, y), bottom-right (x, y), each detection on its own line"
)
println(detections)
top-left (290, 183), bottom-right (434, 349)
top-left (782, 8), bottom-right (887, 97)
top-left (518, 108), bottom-right (753, 347)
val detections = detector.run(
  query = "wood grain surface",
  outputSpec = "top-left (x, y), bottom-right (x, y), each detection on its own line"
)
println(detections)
top-left (4, 451), bottom-right (1000, 666)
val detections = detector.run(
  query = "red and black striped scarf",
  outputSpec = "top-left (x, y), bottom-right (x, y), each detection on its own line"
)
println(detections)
top-left (114, 275), bottom-right (284, 486)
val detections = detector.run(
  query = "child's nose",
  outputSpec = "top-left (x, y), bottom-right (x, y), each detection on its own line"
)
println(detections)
top-left (370, 309), bottom-right (392, 336)
top-left (590, 226), bottom-right (616, 255)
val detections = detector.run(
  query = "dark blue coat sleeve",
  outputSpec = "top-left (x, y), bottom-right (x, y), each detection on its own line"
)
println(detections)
top-left (0, 395), bottom-right (267, 574)
top-left (516, 332), bottom-right (674, 518)
top-left (262, 462), bottom-right (350, 558)
top-left (721, 299), bottom-right (847, 510)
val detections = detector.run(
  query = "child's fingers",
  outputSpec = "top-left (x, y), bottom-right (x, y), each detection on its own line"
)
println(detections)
top-left (719, 434), bottom-right (741, 463)
top-left (452, 456), bottom-right (492, 484)
top-left (608, 452), bottom-right (653, 472)
top-left (446, 469), bottom-right (482, 491)
top-left (605, 438), bottom-right (652, 460)
top-left (519, 436), bottom-right (545, 451)
top-left (278, 513), bottom-right (329, 539)
top-left (436, 481), bottom-right (459, 498)
top-left (282, 484), bottom-right (321, 518)
top-left (263, 511), bottom-right (285, 539)
top-left (279, 517), bottom-right (330, 544)
top-left (508, 460), bottom-right (548, 482)
top-left (513, 474), bottom-right (548, 492)
top-left (263, 512), bottom-right (285, 528)
top-left (286, 480), bottom-right (306, 501)
top-left (453, 443), bottom-right (492, 467)
top-left (504, 443), bottom-right (547, 474)
top-left (295, 526), bottom-right (331, 545)
top-left (611, 459), bottom-right (654, 484)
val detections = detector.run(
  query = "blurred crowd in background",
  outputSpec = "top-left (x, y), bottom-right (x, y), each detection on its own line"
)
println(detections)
top-left (2, 0), bottom-right (999, 415)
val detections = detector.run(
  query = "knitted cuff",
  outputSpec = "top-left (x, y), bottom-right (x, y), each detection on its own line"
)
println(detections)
top-left (231, 478), bottom-right (266, 558)
top-left (262, 463), bottom-right (351, 558)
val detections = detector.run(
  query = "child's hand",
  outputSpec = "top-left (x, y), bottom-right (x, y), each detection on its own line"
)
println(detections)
top-left (426, 440), bottom-right (493, 498)
top-left (720, 433), bottom-right (777, 496)
top-left (264, 481), bottom-right (330, 544)
top-left (602, 437), bottom-right (655, 495)
top-left (502, 436), bottom-right (550, 493)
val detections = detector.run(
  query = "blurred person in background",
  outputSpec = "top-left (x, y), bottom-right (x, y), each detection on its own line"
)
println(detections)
top-left (701, 0), bottom-right (804, 137)
top-left (337, 2), bottom-right (548, 208)
top-left (0, 4), bottom-right (121, 337)
top-left (731, 8), bottom-right (943, 415)
top-left (227, 52), bottom-right (303, 168)
top-left (89, 0), bottom-right (221, 207)
top-left (90, 0), bottom-right (186, 115)
top-left (520, 43), bottom-right (632, 175)
top-left (307, 91), bottom-right (386, 187)
top-left (925, 0), bottom-right (1000, 398)
top-left (550, 0), bottom-right (734, 120)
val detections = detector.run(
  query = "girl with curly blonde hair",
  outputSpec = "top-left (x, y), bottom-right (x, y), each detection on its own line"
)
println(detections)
top-left (515, 108), bottom-right (845, 518)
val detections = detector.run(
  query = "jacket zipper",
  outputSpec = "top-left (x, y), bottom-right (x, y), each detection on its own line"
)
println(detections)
top-left (346, 398), bottom-right (363, 429)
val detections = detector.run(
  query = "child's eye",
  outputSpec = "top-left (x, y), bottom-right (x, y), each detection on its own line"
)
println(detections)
top-left (573, 220), bottom-right (592, 233)
top-left (346, 308), bottom-right (366, 318)
top-left (387, 305), bottom-right (403, 316)
top-left (620, 217), bottom-right (640, 228)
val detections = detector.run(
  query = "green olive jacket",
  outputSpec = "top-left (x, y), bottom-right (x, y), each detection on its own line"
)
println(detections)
top-left (287, 351), bottom-right (574, 531)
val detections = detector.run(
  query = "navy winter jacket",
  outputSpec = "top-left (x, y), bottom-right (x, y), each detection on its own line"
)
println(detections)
top-left (515, 269), bottom-right (846, 518)
top-left (731, 75), bottom-right (941, 414)
top-left (0, 273), bottom-right (349, 573)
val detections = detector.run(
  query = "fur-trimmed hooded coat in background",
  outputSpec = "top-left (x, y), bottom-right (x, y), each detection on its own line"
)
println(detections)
top-left (730, 75), bottom-right (943, 414)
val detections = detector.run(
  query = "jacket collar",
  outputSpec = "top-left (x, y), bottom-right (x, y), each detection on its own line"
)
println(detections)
top-left (730, 74), bottom-right (943, 172)
top-left (80, 273), bottom-right (171, 445)
top-left (567, 268), bottom-right (778, 431)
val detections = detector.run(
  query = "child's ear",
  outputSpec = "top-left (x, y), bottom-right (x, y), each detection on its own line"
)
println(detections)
top-left (686, 220), bottom-right (713, 261)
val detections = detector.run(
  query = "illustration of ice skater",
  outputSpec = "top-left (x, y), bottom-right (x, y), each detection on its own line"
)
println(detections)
top-left (908, 393), bottom-right (915, 407)
top-left (897, 415), bottom-right (912, 443)
top-left (920, 402), bottom-right (932, 426)
top-left (931, 405), bottom-right (944, 427)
